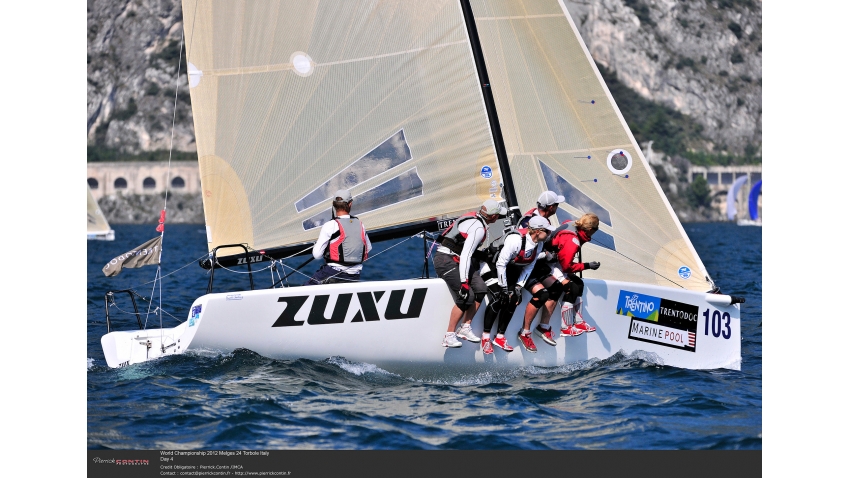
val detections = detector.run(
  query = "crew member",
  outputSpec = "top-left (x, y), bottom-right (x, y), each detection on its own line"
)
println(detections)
top-left (305, 189), bottom-right (372, 285)
top-left (479, 215), bottom-right (554, 354)
top-left (516, 213), bottom-right (601, 351)
top-left (517, 190), bottom-right (564, 228)
top-left (434, 199), bottom-right (507, 348)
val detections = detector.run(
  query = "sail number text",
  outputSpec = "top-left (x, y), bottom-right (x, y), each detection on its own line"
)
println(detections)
top-left (703, 308), bottom-right (731, 339)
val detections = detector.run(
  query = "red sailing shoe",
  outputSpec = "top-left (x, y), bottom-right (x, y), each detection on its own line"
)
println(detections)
top-left (516, 332), bottom-right (537, 353)
top-left (560, 325), bottom-right (585, 337)
top-left (573, 321), bottom-right (596, 333)
top-left (482, 338), bottom-right (494, 355)
top-left (492, 335), bottom-right (514, 352)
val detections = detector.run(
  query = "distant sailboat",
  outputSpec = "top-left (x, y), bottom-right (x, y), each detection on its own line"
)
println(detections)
top-left (101, 0), bottom-right (742, 372)
top-left (737, 180), bottom-right (762, 226)
top-left (726, 176), bottom-right (748, 221)
top-left (87, 184), bottom-right (114, 241)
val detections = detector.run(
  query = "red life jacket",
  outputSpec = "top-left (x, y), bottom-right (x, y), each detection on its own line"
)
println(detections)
top-left (518, 208), bottom-right (539, 229)
top-left (324, 216), bottom-right (367, 266)
top-left (543, 220), bottom-right (578, 253)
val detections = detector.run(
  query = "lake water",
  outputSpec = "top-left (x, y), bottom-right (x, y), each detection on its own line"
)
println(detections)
top-left (87, 222), bottom-right (761, 450)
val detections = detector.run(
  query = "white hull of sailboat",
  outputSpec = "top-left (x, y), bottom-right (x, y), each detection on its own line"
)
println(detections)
top-left (100, 278), bottom-right (741, 372)
top-left (88, 229), bottom-right (115, 241)
top-left (736, 219), bottom-right (762, 227)
top-left (101, 321), bottom-right (198, 368)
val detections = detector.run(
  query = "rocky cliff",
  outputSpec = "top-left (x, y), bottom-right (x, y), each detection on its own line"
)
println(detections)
top-left (565, 0), bottom-right (761, 155)
top-left (99, 192), bottom-right (204, 224)
top-left (87, 0), bottom-right (761, 157)
top-left (87, 0), bottom-right (194, 154)
top-left (88, 0), bottom-right (761, 223)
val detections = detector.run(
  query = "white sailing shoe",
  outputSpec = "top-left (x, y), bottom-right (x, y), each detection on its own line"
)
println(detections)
top-left (456, 324), bottom-right (481, 343)
top-left (442, 332), bottom-right (463, 348)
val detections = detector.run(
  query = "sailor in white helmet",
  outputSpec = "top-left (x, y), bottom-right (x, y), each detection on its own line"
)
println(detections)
top-left (433, 198), bottom-right (507, 348)
top-left (305, 189), bottom-right (372, 285)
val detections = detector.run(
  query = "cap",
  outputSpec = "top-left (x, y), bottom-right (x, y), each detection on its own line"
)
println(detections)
top-left (481, 199), bottom-right (508, 216)
top-left (538, 190), bottom-right (565, 206)
top-left (334, 189), bottom-right (353, 202)
top-left (528, 215), bottom-right (556, 231)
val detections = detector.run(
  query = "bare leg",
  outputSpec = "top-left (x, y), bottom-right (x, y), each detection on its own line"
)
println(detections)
top-left (522, 284), bottom-right (545, 330)
top-left (462, 301), bottom-right (481, 326)
top-left (539, 299), bottom-right (557, 327)
top-left (446, 305), bottom-right (464, 333)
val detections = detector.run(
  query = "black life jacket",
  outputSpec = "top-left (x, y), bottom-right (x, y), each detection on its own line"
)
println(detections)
top-left (437, 212), bottom-right (488, 255)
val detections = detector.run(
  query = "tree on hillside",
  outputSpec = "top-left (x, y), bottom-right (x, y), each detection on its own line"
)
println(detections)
top-left (687, 176), bottom-right (712, 208)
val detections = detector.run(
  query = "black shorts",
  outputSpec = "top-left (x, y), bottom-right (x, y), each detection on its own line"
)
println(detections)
top-left (433, 251), bottom-right (487, 308)
top-left (525, 262), bottom-right (580, 300)
top-left (524, 261), bottom-right (555, 290)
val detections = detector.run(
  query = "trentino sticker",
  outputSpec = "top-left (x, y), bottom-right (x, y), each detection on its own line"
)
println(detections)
top-left (616, 290), bottom-right (699, 352)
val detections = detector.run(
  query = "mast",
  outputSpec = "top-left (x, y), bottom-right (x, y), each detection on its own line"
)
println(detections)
top-left (459, 0), bottom-right (520, 224)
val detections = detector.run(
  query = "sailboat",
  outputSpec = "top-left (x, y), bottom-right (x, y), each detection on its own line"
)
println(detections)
top-left (726, 176), bottom-right (748, 222)
top-left (100, 0), bottom-right (742, 372)
top-left (87, 183), bottom-right (114, 241)
top-left (737, 180), bottom-right (762, 226)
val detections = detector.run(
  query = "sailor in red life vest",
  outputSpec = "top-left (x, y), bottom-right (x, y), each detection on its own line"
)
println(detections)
top-left (305, 189), bottom-right (372, 285)
top-left (478, 215), bottom-right (554, 354)
top-left (517, 190), bottom-right (564, 229)
top-left (434, 199), bottom-right (507, 348)
top-left (516, 213), bottom-right (601, 351)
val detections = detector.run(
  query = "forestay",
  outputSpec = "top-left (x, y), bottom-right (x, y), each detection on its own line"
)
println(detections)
top-left (468, 0), bottom-right (711, 291)
top-left (182, 0), bottom-right (507, 259)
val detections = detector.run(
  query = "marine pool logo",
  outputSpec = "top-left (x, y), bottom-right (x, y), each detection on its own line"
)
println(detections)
top-left (616, 290), bottom-right (699, 352)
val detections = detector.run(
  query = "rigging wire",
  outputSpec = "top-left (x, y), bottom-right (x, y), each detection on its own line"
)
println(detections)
top-left (317, 232), bottom-right (435, 283)
top-left (589, 238), bottom-right (686, 289)
top-left (140, 1), bottom-right (199, 339)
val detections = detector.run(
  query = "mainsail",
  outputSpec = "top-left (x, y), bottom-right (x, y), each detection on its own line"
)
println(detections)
top-left (466, 0), bottom-right (712, 291)
top-left (183, 0), bottom-right (713, 291)
top-left (727, 176), bottom-right (749, 221)
top-left (183, 0), bottom-right (505, 262)
top-left (87, 184), bottom-right (113, 239)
